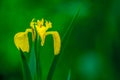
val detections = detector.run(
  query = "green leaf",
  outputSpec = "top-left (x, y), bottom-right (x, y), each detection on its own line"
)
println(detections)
top-left (67, 69), bottom-right (71, 80)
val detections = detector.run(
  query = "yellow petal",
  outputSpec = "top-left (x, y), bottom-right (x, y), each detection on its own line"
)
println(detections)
top-left (37, 18), bottom-right (44, 27)
top-left (45, 21), bottom-right (52, 29)
top-left (26, 29), bottom-right (35, 42)
top-left (36, 25), bottom-right (47, 46)
top-left (30, 19), bottom-right (36, 41)
top-left (46, 31), bottom-right (61, 55)
top-left (14, 29), bottom-right (31, 53)
top-left (30, 18), bottom-right (36, 29)
top-left (25, 28), bottom-right (32, 33)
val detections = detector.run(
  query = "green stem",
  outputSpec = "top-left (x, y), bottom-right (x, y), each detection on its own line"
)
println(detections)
top-left (20, 50), bottom-right (32, 80)
top-left (34, 24), bottom-right (42, 80)
top-left (35, 36), bottom-right (41, 80)
top-left (28, 46), bottom-right (37, 80)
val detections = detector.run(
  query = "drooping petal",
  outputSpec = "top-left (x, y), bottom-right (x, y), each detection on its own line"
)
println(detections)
top-left (46, 31), bottom-right (61, 55)
top-left (14, 29), bottom-right (32, 53)
top-left (25, 28), bottom-right (32, 33)
top-left (26, 29), bottom-right (36, 42)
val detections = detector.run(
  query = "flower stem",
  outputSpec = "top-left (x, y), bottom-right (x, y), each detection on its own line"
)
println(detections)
top-left (34, 24), bottom-right (42, 80)
top-left (20, 50), bottom-right (32, 80)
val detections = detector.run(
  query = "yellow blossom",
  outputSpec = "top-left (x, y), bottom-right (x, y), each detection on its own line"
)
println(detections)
top-left (14, 18), bottom-right (61, 55)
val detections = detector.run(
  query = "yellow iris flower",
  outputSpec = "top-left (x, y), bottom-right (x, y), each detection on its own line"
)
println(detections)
top-left (14, 18), bottom-right (61, 55)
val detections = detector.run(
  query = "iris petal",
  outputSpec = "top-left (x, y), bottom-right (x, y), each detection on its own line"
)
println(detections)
top-left (36, 26), bottom-right (46, 46)
top-left (14, 32), bottom-right (29, 52)
top-left (46, 31), bottom-right (61, 55)
top-left (14, 29), bottom-right (32, 53)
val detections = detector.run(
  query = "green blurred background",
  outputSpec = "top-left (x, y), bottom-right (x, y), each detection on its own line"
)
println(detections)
top-left (0, 0), bottom-right (120, 80)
